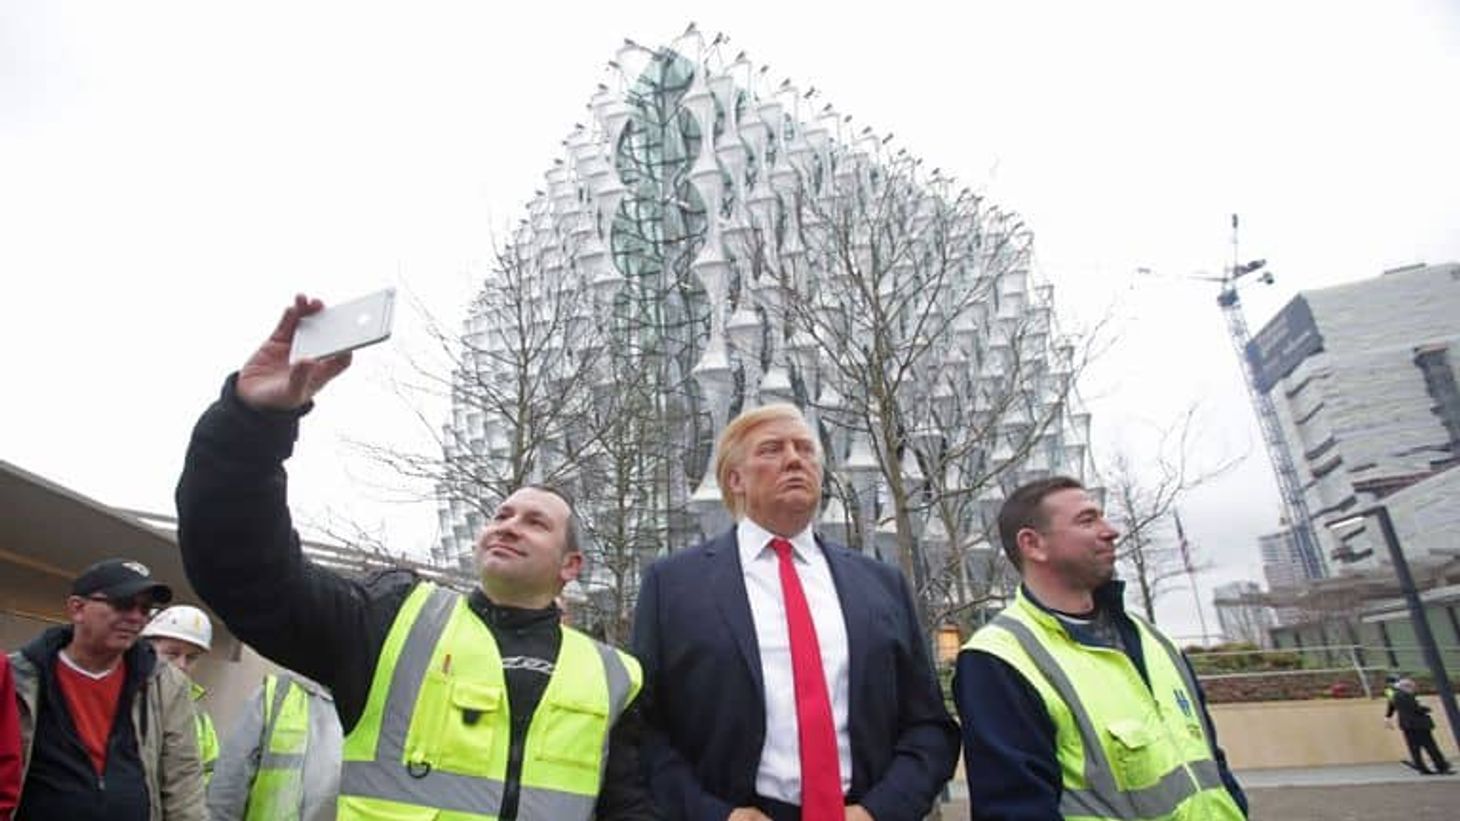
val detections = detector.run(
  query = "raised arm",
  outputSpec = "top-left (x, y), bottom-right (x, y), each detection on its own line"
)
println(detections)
top-left (175, 296), bottom-right (386, 726)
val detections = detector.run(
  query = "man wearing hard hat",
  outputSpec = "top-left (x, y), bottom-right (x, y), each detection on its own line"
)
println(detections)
top-left (142, 606), bottom-right (220, 785)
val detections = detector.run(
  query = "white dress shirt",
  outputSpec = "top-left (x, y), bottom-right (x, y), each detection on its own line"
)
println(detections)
top-left (737, 518), bottom-right (852, 803)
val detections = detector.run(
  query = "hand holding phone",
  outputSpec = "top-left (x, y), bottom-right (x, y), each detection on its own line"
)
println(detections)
top-left (235, 292), bottom-right (377, 412)
top-left (290, 288), bottom-right (396, 364)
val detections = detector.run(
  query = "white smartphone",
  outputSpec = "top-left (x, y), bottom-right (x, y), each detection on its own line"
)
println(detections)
top-left (290, 288), bottom-right (396, 363)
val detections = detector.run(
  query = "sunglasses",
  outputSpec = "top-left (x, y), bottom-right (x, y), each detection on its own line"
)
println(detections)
top-left (85, 595), bottom-right (154, 614)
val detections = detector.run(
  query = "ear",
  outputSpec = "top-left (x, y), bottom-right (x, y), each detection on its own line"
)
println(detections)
top-left (558, 551), bottom-right (584, 586)
top-left (1016, 527), bottom-right (1046, 566)
top-left (65, 596), bottom-right (88, 625)
top-left (726, 466), bottom-right (745, 497)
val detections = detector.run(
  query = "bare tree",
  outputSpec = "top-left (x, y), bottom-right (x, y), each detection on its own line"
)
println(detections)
top-left (1100, 408), bottom-right (1240, 624)
top-left (728, 141), bottom-right (1098, 636)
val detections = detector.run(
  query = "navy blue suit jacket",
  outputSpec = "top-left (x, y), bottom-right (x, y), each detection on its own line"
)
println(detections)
top-left (630, 528), bottom-right (959, 821)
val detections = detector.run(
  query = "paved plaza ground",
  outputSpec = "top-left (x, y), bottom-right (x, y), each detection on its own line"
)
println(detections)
top-left (1244, 780), bottom-right (1458, 820)
top-left (938, 764), bottom-right (1460, 819)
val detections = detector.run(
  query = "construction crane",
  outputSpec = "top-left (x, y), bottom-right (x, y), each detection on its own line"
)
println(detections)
top-left (1217, 214), bottom-right (1326, 580)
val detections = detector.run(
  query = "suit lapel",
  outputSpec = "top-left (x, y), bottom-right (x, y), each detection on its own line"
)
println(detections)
top-left (707, 529), bottom-right (765, 697)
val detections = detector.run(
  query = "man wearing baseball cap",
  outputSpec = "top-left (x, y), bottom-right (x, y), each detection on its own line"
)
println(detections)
top-left (7, 559), bottom-right (206, 820)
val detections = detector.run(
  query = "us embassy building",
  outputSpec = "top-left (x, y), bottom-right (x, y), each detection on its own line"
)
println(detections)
top-left (429, 31), bottom-right (1094, 639)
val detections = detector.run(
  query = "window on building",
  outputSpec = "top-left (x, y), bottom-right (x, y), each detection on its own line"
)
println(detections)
top-left (1376, 621), bottom-right (1400, 668)
top-left (1414, 344), bottom-right (1460, 465)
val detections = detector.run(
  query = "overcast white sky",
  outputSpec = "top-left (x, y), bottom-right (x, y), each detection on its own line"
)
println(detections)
top-left (3, 1), bottom-right (1458, 641)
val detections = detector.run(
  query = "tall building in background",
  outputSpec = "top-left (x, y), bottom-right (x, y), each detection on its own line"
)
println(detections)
top-left (1248, 262), bottom-right (1460, 572)
top-left (1258, 528), bottom-right (1304, 591)
top-left (430, 31), bottom-right (1093, 636)
top-left (1256, 528), bottom-right (1305, 625)
top-left (1212, 580), bottom-right (1277, 647)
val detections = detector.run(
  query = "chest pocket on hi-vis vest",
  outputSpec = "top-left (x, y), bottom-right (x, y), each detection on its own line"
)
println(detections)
top-left (532, 692), bottom-right (608, 772)
top-left (408, 671), bottom-right (504, 774)
top-left (1106, 716), bottom-right (1166, 790)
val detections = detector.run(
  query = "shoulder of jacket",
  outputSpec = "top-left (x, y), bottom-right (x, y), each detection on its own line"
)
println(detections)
top-left (150, 658), bottom-right (192, 696)
top-left (819, 534), bottom-right (871, 561)
top-left (646, 540), bottom-right (717, 573)
top-left (965, 605), bottom-right (1027, 643)
top-left (829, 543), bottom-right (905, 588)
top-left (8, 650), bottom-right (38, 698)
top-left (361, 566), bottom-right (422, 596)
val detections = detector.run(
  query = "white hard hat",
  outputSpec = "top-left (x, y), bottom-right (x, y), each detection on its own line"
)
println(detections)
top-left (140, 605), bottom-right (213, 652)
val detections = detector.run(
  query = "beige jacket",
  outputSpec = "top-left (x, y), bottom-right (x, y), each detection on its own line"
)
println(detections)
top-left (10, 631), bottom-right (207, 821)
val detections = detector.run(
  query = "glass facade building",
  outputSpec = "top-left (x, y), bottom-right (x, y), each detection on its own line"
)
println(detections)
top-left (432, 34), bottom-right (1093, 630)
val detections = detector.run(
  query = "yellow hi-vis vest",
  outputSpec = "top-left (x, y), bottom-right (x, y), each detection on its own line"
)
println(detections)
top-left (337, 582), bottom-right (642, 821)
top-left (244, 674), bottom-right (313, 821)
top-left (192, 682), bottom-right (219, 785)
top-left (964, 589), bottom-right (1245, 821)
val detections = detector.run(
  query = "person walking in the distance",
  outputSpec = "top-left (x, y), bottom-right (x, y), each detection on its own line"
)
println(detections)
top-left (954, 476), bottom-right (1247, 820)
top-left (632, 403), bottom-right (959, 820)
top-left (1389, 677), bottom-right (1453, 775)
top-left (176, 294), bottom-right (656, 821)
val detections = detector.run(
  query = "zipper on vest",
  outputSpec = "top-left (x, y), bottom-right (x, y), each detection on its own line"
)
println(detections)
top-left (499, 731), bottom-right (526, 820)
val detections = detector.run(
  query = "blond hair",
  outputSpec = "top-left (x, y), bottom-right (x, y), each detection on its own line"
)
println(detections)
top-left (714, 403), bottom-right (823, 517)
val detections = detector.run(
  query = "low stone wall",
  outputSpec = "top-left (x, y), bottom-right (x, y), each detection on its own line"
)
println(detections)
top-left (1201, 669), bottom-right (1389, 703)
top-left (1210, 697), bottom-right (1457, 769)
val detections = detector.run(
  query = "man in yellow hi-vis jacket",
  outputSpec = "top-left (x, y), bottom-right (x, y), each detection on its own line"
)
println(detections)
top-left (954, 476), bottom-right (1248, 820)
top-left (207, 672), bottom-right (342, 821)
top-left (176, 295), bottom-right (658, 821)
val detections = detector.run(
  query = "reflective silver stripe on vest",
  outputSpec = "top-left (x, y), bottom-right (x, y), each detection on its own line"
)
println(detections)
top-left (1061, 759), bottom-right (1226, 819)
top-left (592, 641), bottom-right (633, 727)
top-left (517, 785), bottom-right (597, 820)
top-left (990, 615), bottom-right (1220, 820)
top-left (342, 751), bottom-right (507, 814)
top-left (590, 639), bottom-right (633, 790)
top-left (340, 586), bottom-right (634, 819)
top-left (339, 585), bottom-right (509, 814)
top-left (258, 677), bottom-right (300, 772)
top-left (259, 751), bottom-right (307, 770)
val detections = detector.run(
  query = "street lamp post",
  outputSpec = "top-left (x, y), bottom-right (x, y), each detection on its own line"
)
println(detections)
top-left (1329, 506), bottom-right (1460, 754)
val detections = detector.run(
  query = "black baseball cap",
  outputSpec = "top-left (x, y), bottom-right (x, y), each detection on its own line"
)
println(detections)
top-left (71, 559), bottom-right (173, 604)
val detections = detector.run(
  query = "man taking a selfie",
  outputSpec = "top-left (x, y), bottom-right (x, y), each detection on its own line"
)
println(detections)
top-left (176, 294), bottom-right (657, 820)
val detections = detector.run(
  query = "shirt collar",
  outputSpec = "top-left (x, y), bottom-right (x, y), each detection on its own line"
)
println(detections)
top-left (1021, 579), bottom-right (1128, 618)
top-left (737, 518), bottom-right (818, 566)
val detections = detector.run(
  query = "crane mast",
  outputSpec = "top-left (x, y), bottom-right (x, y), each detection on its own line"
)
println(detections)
top-left (1218, 214), bottom-right (1327, 580)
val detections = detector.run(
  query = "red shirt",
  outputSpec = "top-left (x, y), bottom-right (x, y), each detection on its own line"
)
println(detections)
top-left (54, 654), bottom-right (126, 776)
top-left (1, 654), bottom-right (21, 820)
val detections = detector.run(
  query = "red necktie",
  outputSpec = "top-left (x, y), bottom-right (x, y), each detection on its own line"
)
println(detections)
top-left (769, 537), bottom-right (844, 820)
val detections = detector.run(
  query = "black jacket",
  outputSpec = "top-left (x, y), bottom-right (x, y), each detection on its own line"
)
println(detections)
top-left (631, 528), bottom-right (959, 821)
top-left (16, 629), bottom-right (154, 821)
top-left (175, 375), bottom-right (657, 820)
top-left (1392, 689), bottom-right (1436, 732)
